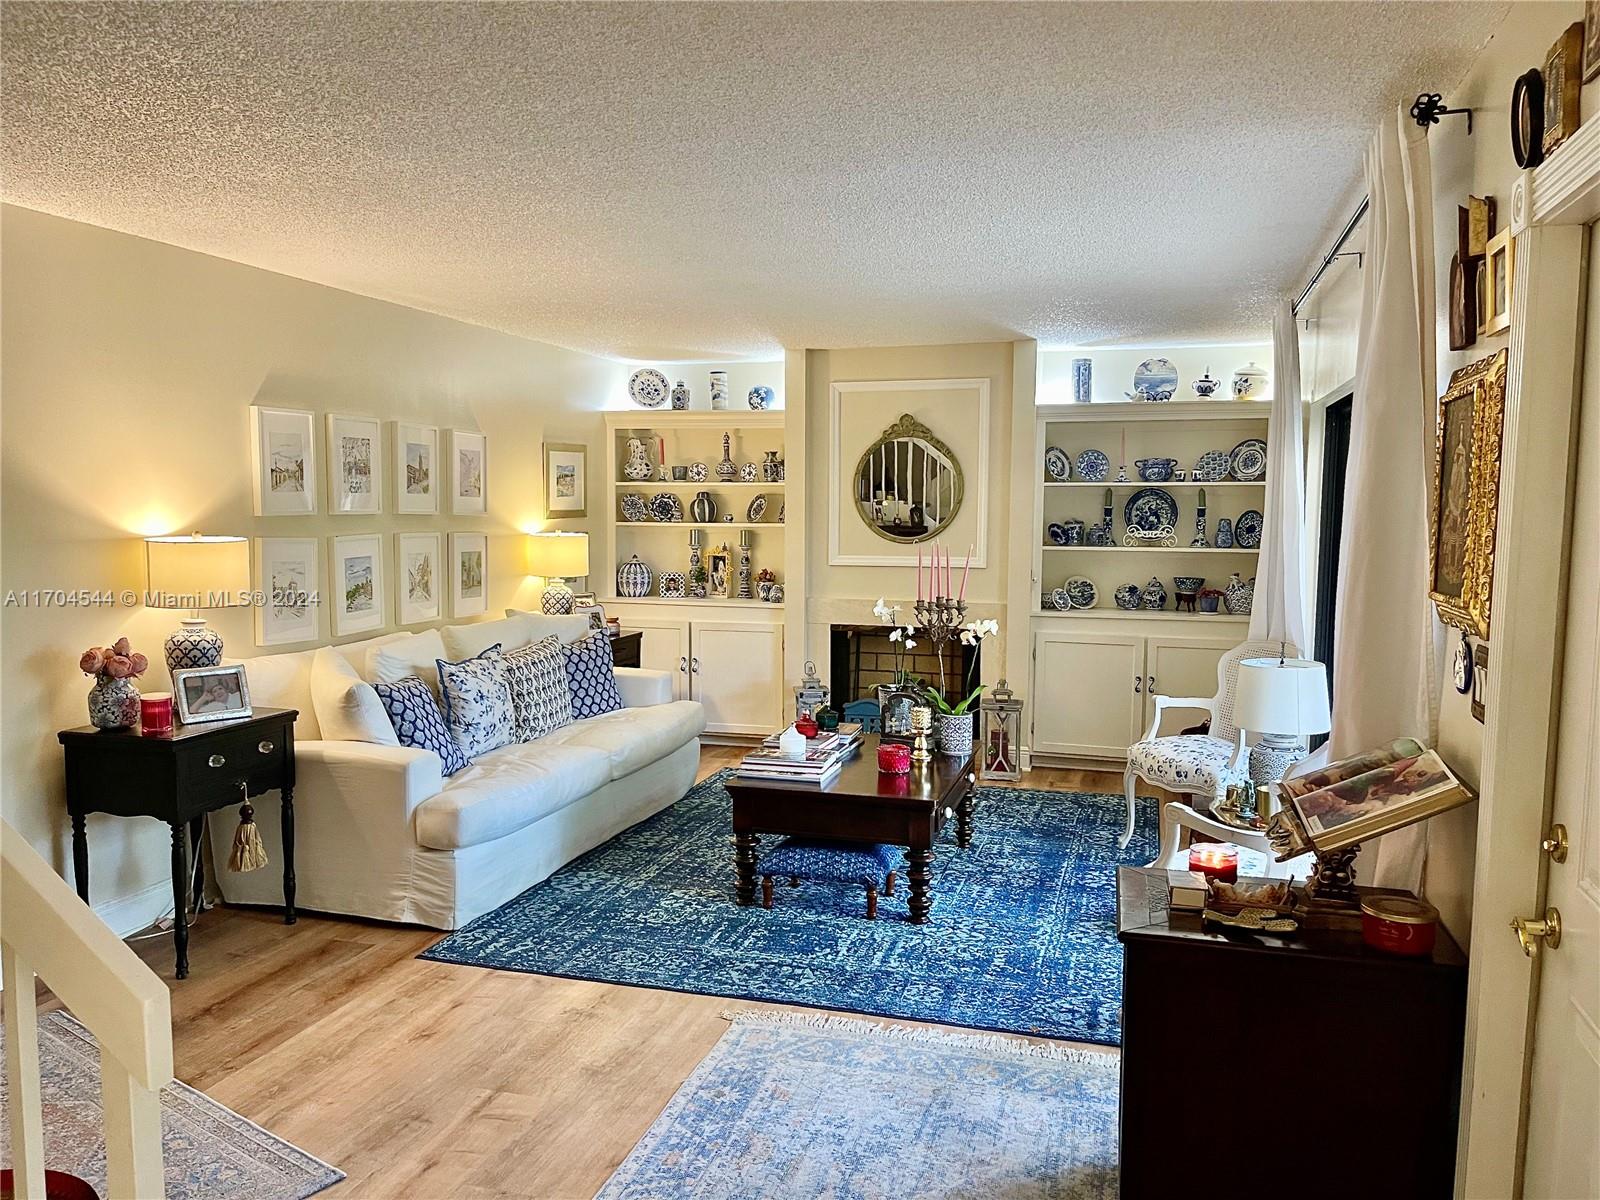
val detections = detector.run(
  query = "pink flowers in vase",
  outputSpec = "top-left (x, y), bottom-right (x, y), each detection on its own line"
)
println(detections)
top-left (79, 637), bottom-right (149, 681)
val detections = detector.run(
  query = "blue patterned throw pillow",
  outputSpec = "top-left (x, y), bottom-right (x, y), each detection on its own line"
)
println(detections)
top-left (436, 645), bottom-right (516, 758)
top-left (563, 629), bottom-right (624, 719)
top-left (504, 635), bottom-right (573, 741)
top-left (373, 675), bottom-right (470, 776)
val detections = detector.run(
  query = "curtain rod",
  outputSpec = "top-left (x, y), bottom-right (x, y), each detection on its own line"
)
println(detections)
top-left (1292, 197), bottom-right (1370, 315)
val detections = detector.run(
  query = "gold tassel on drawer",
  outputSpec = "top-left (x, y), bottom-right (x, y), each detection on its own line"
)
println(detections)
top-left (228, 800), bottom-right (268, 873)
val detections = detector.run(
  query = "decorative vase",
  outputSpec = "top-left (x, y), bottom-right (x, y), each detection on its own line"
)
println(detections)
top-left (1232, 361), bottom-right (1268, 400)
top-left (163, 618), bottom-right (223, 673)
top-left (1215, 517), bottom-right (1234, 549)
top-left (748, 385), bottom-right (774, 411)
top-left (1224, 573), bottom-right (1255, 615)
top-left (709, 370), bottom-right (729, 411)
top-left (716, 433), bottom-right (738, 482)
top-left (1071, 357), bottom-right (1093, 403)
top-left (1141, 576), bottom-right (1168, 611)
top-left (617, 555), bottom-right (653, 599)
top-left (1193, 368), bottom-right (1221, 398)
top-left (935, 711), bottom-right (975, 758)
top-left (762, 450), bottom-right (782, 482)
top-left (87, 676), bottom-right (141, 730)
top-left (622, 437), bottom-right (653, 481)
top-left (690, 491), bottom-right (717, 523)
top-left (1199, 592), bottom-right (1222, 613)
top-left (671, 380), bottom-right (690, 410)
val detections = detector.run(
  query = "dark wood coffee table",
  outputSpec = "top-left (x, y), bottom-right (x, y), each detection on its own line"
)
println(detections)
top-left (725, 736), bottom-right (977, 924)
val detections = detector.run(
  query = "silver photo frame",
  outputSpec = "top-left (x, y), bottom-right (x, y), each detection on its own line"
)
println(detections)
top-left (172, 663), bottom-right (253, 725)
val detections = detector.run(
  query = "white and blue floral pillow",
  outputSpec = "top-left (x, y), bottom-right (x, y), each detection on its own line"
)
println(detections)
top-left (373, 675), bottom-right (470, 776)
top-left (437, 645), bottom-right (516, 758)
top-left (504, 635), bottom-right (573, 741)
top-left (563, 630), bottom-right (624, 719)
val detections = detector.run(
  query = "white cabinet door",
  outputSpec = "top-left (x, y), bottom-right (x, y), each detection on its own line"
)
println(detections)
top-left (690, 620), bottom-right (784, 734)
top-left (625, 617), bottom-right (690, 700)
top-left (1030, 630), bottom-right (1144, 758)
top-left (1143, 634), bottom-right (1236, 739)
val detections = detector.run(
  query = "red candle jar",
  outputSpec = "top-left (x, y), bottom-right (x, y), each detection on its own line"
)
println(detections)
top-left (139, 691), bottom-right (174, 736)
top-left (877, 742), bottom-right (911, 775)
top-left (1360, 895), bottom-right (1439, 957)
top-left (1188, 842), bottom-right (1238, 882)
top-left (795, 714), bottom-right (819, 738)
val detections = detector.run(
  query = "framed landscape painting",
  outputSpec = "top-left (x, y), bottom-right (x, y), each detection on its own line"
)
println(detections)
top-left (1429, 349), bottom-right (1506, 638)
top-left (330, 534), bottom-right (385, 636)
top-left (451, 532), bottom-right (488, 617)
top-left (250, 406), bottom-right (317, 516)
top-left (451, 429), bottom-right (488, 515)
top-left (326, 413), bottom-right (382, 515)
top-left (396, 532), bottom-right (441, 625)
top-left (254, 537), bottom-right (319, 646)
top-left (394, 421), bottom-right (439, 514)
top-left (544, 441), bottom-right (587, 519)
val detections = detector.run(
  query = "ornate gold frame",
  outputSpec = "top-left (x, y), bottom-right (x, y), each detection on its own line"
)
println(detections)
top-left (852, 413), bottom-right (964, 544)
top-left (1429, 349), bottom-right (1506, 637)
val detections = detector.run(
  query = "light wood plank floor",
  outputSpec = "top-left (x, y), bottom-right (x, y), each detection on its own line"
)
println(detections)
top-left (100, 750), bottom-right (1146, 1199)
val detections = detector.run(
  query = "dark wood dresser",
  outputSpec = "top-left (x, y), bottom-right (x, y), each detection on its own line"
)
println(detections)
top-left (610, 630), bottom-right (642, 669)
top-left (1116, 866), bottom-right (1467, 1199)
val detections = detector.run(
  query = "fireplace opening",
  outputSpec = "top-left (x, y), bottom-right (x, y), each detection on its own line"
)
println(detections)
top-left (828, 623), bottom-right (978, 730)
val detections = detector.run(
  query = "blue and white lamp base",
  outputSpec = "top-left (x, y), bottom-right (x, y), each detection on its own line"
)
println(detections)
top-left (1248, 734), bottom-right (1303, 786)
top-left (164, 618), bottom-right (224, 674)
top-left (541, 579), bottom-right (575, 615)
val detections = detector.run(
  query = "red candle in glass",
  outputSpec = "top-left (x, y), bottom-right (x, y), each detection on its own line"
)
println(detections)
top-left (140, 692), bottom-right (174, 736)
top-left (1188, 843), bottom-right (1238, 882)
top-left (877, 742), bottom-right (911, 774)
top-left (795, 714), bottom-right (819, 738)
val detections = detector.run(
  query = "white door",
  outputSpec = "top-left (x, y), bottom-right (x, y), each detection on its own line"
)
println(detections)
top-left (623, 616), bottom-right (690, 700)
top-left (1143, 635), bottom-right (1236, 739)
top-left (1030, 630), bottom-right (1143, 759)
top-left (1521, 228), bottom-right (1600, 1200)
top-left (690, 620), bottom-right (783, 734)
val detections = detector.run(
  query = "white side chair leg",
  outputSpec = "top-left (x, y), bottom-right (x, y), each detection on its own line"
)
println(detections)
top-left (1149, 801), bottom-right (1187, 870)
top-left (1120, 764), bottom-right (1138, 849)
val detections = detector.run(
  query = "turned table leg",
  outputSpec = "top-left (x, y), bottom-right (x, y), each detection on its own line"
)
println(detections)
top-left (70, 812), bottom-right (89, 904)
top-left (735, 831), bottom-right (757, 905)
top-left (957, 773), bottom-right (976, 849)
top-left (169, 823), bottom-right (190, 980)
top-left (906, 848), bottom-right (934, 924)
top-left (280, 785), bottom-right (297, 924)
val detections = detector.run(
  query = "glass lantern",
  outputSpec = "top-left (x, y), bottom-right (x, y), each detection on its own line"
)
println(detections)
top-left (980, 678), bottom-right (1024, 781)
top-left (794, 659), bottom-right (830, 723)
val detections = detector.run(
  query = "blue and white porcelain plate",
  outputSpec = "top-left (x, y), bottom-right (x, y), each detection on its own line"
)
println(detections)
top-left (1235, 508), bottom-right (1264, 548)
top-left (687, 462), bottom-right (709, 483)
top-left (629, 369), bottom-right (671, 408)
top-left (1048, 587), bottom-right (1072, 611)
top-left (1130, 358), bottom-right (1179, 402)
top-left (1124, 487), bottom-right (1179, 533)
top-left (747, 494), bottom-right (768, 522)
top-left (1075, 449), bottom-right (1110, 482)
top-left (1064, 576), bottom-right (1097, 609)
top-left (1229, 439), bottom-right (1268, 481)
top-left (1114, 583), bottom-right (1142, 610)
top-left (1046, 521), bottom-right (1071, 546)
top-left (1193, 449), bottom-right (1231, 482)
top-left (620, 492), bottom-right (649, 522)
top-left (1043, 446), bottom-right (1071, 481)
top-left (650, 492), bottom-right (684, 522)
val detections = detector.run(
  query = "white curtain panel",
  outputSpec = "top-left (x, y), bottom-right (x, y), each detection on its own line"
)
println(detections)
top-left (1327, 107), bottom-right (1446, 890)
top-left (1248, 299), bottom-right (1310, 653)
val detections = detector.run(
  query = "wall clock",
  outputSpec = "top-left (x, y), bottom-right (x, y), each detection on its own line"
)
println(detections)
top-left (1511, 68), bottom-right (1545, 170)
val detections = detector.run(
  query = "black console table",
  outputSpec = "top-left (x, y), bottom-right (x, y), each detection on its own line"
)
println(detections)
top-left (58, 707), bottom-right (298, 979)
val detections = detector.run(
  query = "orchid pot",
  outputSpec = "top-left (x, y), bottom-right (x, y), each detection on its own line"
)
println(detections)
top-left (934, 711), bottom-right (976, 757)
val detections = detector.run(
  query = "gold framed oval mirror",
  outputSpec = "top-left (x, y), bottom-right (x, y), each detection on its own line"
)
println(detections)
top-left (852, 414), bottom-right (964, 543)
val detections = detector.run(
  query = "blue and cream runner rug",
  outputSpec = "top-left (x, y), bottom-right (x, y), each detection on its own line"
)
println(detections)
top-left (422, 770), bottom-right (1157, 1045)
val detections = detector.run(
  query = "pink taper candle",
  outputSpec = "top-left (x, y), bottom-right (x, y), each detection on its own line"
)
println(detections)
top-left (959, 543), bottom-right (972, 602)
top-left (917, 547), bottom-right (923, 602)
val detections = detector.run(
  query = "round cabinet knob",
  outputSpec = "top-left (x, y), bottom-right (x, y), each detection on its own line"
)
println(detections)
top-left (257, 740), bottom-right (275, 755)
top-left (944, 806), bottom-right (954, 818)
top-left (208, 754), bottom-right (227, 768)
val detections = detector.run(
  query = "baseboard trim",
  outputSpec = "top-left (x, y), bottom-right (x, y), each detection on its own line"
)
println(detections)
top-left (93, 879), bottom-right (175, 939)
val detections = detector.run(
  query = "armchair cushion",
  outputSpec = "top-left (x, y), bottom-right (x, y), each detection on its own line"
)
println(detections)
top-left (1129, 735), bottom-right (1248, 796)
top-left (613, 667), bottom-right (673, 708)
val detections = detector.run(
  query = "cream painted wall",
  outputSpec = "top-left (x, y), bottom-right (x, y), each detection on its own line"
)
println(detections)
top-left (0, 204), bottom-right (628, 932)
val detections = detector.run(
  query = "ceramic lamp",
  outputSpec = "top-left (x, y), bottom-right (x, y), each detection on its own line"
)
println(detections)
top-left (1235, 656), bottom-right (1333, 784)
top-left (145, 533), bottom-right (249, 673)
top-left (527, 531), bottom-right (589, 615)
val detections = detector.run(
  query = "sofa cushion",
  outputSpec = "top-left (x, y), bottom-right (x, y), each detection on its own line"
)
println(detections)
top-left (503, 636), bottom-right (572, 741)
top-left (367, 628), bottom-right (449, 695)
top-left (413, 740), bottom-right (612, 850)
top-left (441, 614), bottom-right (538, 662)
top-left (310, 647), bottom-right (399, 745)
top-left (538, 700), bottom-right (705, 781)
top-left (331, 631), bottom-right (409, 676)
top-left (235, 648), bottom-right (321, 739)
top-left (504, 610), bottom-right (594, 646)
top-left (373, 676), bottom-right (470, 776)
top-left (563, 630), bottom-right (624, 719)
top-left (437, 646), bottom-right (516, 759)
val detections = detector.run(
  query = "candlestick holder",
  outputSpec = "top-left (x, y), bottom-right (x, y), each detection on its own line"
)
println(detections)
top-left (912, 593), bottom-right (968, 698)
top-left (909, 704), bottom-right (934, 764)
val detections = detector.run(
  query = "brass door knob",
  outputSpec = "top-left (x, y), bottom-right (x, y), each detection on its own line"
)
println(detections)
top-left (1510, 908), bottom-right (1562, 957)
top-left (1542, 824), bottom-right (1569, 864)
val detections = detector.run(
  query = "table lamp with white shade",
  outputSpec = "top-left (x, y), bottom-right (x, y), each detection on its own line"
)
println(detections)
top-left (145, 532), bottom-right (251, 672)
top-left (1235, 655), bottom-right (1333, 784)
top-left (527, 531), bottom-right (590, 614)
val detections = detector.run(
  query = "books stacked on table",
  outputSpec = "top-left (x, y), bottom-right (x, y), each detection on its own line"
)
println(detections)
top-left (738, 724), bottom-right (864, 786)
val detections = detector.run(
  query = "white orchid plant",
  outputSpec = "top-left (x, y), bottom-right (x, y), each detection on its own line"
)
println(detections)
top-left (873, 598), bottom-right (919, 688)
top-left (872, 599), bottom-right (999, 716)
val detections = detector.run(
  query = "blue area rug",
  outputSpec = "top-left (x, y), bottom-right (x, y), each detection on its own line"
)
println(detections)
top-left (421, 770), bottom-right (1157, 1045)
top-left (596, 1010), bottom-right (1119, 1199)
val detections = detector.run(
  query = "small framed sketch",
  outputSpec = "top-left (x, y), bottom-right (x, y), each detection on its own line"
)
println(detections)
top-left (451, 532), bottom-right (488, 617)
top-left (173, 664), bottom-right (252, 726)
top-left (396, 532), bottom-right (441, 625)
top-left (330, 534), bottom-right (385, 636)
top-left (575, 601), bottom-right (606, 634)
top-left (254, 537), bottom-right (319, 646)
top-left (327, 413), bottom-right (382, 515)
top-left (1482, 229), bottom-right (1514, 337)
top-left (543, 441), bottom-right (588, 519)
top-left (250, 406), bottom-right (317, 516)
top-left (451, 429), bottom-right (487, 515)
top-left (394, 421), bottom-right (439, 515)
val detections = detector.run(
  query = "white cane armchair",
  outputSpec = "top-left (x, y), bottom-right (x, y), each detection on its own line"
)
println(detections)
top-left (1120, 640), bottom-right (1288, 850)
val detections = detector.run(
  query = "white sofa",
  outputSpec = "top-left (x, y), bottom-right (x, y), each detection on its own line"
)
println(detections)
top-left (209, 613), bottom-right (705, 929)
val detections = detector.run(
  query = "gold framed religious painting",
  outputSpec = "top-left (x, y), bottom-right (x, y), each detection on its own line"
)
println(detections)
top-left (1429, 350), bottom-right (1506, 638)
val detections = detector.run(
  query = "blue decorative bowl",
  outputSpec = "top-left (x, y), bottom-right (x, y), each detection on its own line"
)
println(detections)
top-left (1136, 458), bottom-right (1178, 482)
top-left (1173, 575), bottom-right (1205, 593)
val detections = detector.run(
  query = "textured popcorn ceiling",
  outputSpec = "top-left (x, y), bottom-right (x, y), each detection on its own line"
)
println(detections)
top-left (2, 2), bottom-right (1504, 360)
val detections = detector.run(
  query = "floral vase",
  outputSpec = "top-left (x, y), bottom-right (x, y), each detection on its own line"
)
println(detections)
top-left (1223, 572), bottom-right (1255, 615)
top-left (715, 433), bottom-right (738, 482)
top-left (87, 676), bottom-right (141, 730)
top-left (762, 450), bottom-right (782, 483)
top-left (670, 380), bottom-right (690, 410)
top-left (935, 711), bottom-right (975, 758)
top-left (622, 437), bottom-right (653, 481)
